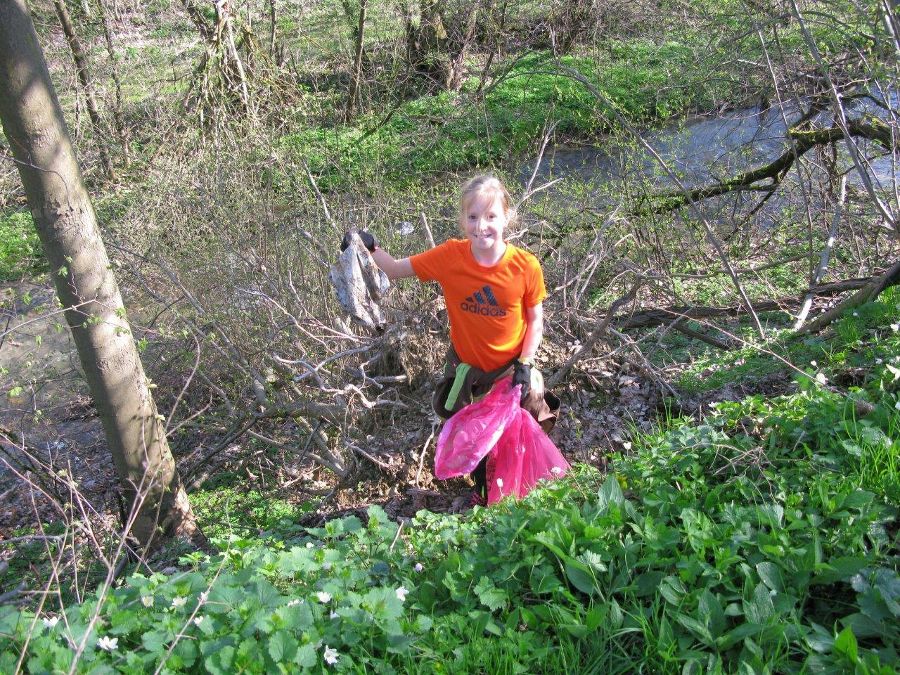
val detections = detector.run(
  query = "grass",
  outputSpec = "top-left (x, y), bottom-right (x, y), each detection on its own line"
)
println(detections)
top-left (191, 480), bottom-right (315, 541)
top-left (0, 210), bottom-right (45, 281)
top-left (278, 43), bottom-right (724, 191)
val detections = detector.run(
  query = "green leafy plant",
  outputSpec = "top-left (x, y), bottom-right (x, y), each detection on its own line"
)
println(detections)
top-left (0, 210), bottom-right (44, 280)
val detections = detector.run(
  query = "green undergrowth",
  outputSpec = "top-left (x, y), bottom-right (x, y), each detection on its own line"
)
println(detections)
top-left (674, 287), bottom-right (900, 394)
top-left (190, 483), bottom-right (315, 542)
top-left (2, 375), bottom-right (897, 672)
top-left (279, 43), bottom-right (709, 190)
top-left (0, 210), bottom-right (44, 281)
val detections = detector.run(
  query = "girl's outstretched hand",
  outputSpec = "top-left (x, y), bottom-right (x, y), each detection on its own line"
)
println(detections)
top-left (513, 360), bottom-right (531, 403)
top-left (340, 230), bottom-right (378, 253)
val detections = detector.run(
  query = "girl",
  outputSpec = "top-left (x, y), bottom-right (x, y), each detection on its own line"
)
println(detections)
top-left (343, 175), bottom-right (558, 502)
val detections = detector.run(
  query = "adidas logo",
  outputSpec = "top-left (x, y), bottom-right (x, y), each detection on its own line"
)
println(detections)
top-left (460, 285), bottom-right (507, 317)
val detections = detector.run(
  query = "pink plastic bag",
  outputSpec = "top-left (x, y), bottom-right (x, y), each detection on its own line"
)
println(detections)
top-left (487, 406), bottom-right (570, 505)
top-left (434, 377), bottom-right (519, 479)
top-left (434, 378), bottom-right (570, 503)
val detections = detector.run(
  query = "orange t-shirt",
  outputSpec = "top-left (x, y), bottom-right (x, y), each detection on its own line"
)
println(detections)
top-left (410, 239), bottom-right (546, 371)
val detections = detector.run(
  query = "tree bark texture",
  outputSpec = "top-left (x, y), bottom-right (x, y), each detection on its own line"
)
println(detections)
top-left (0, 0), bottom-right (199, 549)
top-left (345, 0), bottom-right (368, 121)
top-left (52, 0), bottom-right (116, 180)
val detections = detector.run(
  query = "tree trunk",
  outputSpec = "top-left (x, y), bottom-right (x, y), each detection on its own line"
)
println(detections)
top-left (95, 0), bottom-right (130, 167)
top-left (345, 0), bottom-right (368, 121)
top-left (52, 0), bottom-right (116, 181)
top-left (0, 0), bottom-right (201, 551)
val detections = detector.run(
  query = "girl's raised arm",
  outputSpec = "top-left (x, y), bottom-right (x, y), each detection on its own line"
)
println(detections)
top-left (372, 248), bottom-right (415, 280)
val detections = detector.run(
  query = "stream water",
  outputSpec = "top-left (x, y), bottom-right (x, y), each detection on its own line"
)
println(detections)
top-left (523, 99), bottom-right (898, 224)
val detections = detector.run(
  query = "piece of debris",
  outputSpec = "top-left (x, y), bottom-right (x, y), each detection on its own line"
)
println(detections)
top-left (329, 233), bottom-right (391, 330)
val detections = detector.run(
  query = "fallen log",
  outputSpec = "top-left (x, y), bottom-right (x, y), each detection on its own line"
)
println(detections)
top-left (797, 261), bottom-right (900, 335)
top-left (616, 276), bottom-right (872, 330)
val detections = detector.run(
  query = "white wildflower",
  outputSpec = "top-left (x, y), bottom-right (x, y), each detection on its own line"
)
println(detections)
top-left (395, 586), bottom-right (409, 602)
top-left (890, 323), bottom-right (899, 332)
top-left (496, 478), bottom-right (504, 489)
top-left (316, 591), bottom-right (332, 603)
top-left (815, 373), bottom-right (828, 385)
top-left (193, 616), bottom-right (204, 626)
top-left (96, 636), bottom-right (118, 652)
top-left (141, 595), bottom-right (153, 608)
top-left (42, 616), bottom-right (59, 629)
top-left (306, 542), bottom-right (315, 549)
top-left (287, 598), bottom-right (302, 607)
top-left (198, 591), bottom-right (209, 605)
top-left (329, 610), bottom-right (339, 619)
top-left (622, 441), bottom-right (632, 450)
top-left (414, 563), bottom-right (424, 573)
top-left (550, 466), bottom-right (562, 476)
top-left (323, 645), bottom-right (339, 666)
top-left (852, 311), bottom-right (859, 317)
top-left (810, 360), bottom-right (817, 367)
top-left (171, 596), bottom-right (187, 608)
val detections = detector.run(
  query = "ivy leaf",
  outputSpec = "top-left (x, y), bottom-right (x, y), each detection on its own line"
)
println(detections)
top-left (564, 561), bottom-right (596, 596)
top-left (634, 571), bottom-right (664, 598)
top-left (141, 629), bottom-right (167, 654)
top-left (756, 562), bottom-right (784, 593)
top-left (204, 645), bottom-right (235, 675)
top-left (839, 490), bottom-right (875, 510)
top-left (174, 640), bottom-right (198, 669)
top-left (658, 576), bottom-right (686, 605)
top-left (674, 612), bottom-right (713, 646)
top-left (744, 583), bottom-right (774, 624)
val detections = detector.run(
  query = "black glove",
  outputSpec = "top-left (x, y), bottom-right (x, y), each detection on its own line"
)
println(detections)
top-left (340, 230), bottom-right (377, 253)
top-left (513, 359), bottom-right (532, 404)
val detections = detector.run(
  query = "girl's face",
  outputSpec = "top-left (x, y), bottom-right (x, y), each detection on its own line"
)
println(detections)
top-left (462, 190), bottom-right (509, 257)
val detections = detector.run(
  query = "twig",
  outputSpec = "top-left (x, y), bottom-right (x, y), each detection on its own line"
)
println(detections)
top-left (388, 519), bottom-right (405, 552)
top-left (348, 443), bottom-right (392, 470)
top-left (547, 278), bottom-right (645, 389)
top-left (794, 176), bottom-right (846, 329)
top-left (420, 212), bottom-right (436, 248)
top-left (415, 421), bottom-right (439, 487)
top-left (672, 321), bottom-right (732, 350)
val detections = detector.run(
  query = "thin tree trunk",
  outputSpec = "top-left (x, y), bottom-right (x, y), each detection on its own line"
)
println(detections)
top-left (268, 0), bottom-right (276, 56)
top-left (95, 0), bottom-right (130, 166)
top-left (52, 0), bottom-right (116, 181)
top-left (345, 0), bottom-right (367, 121)
top-left (0, 0), bottom-right (201, 550)
top-left (794, 176), bottom-right (846, 329)
top-left (446, 0), bottom-right (479, 91)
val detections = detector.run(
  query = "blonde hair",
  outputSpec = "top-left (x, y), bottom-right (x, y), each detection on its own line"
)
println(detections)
top-left (459, 174), bottom-right (517, 228)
